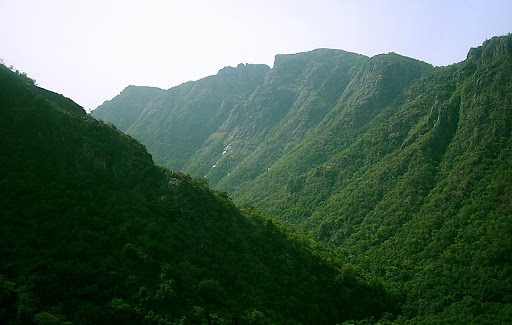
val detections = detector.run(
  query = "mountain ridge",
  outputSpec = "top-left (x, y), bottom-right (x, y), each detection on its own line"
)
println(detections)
top-left (0, 62), bottom-right (395, 324)
top-left (92, 34), bottom-right (512, 323)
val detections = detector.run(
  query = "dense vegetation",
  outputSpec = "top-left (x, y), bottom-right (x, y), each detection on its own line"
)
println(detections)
top-left (0, 64), bottom-right (394, 324)
top-left (94, 34), bottom-right (512, 323)
top-left (94, 64), bottom-right (270, 171)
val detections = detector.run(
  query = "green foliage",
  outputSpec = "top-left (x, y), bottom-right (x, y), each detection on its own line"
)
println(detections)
top-left (34, 311), bottom-right (60, 325)
top-left (92, 35), bottom-right (512, 323)
top-left (93, 64), bottom-right (271, 171)
top-left (0, 63), bottom-right (393, 324)
top-left (244, 35), bottom-right (512, 322)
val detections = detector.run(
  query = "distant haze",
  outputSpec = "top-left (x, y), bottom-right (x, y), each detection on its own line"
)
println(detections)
top-left (1, 0), bottom-right (511, 112)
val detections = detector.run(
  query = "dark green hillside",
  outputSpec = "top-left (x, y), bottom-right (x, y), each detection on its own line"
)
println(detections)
top-left (93, 85), bottom-right (164, 132)
top-left (0, 64), bottom-right (392, 324)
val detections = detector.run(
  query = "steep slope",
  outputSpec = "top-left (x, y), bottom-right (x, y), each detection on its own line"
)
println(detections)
top-left (186, 49), bottom-right (371, 186)
top-left (93, 35), bottom-right (512, 323)
top-left (92, 48), bottom-right (431, 197)
top-left (93, 85), bottom-right (164, 132)
top-left (127, 63), bottom-right (270, 170)
top-left (275, 35), bottom-right (512, 322)
top-left (0, 64), bottom-right (393, 324)
top-left (228, 52), bottom-right (432, 208)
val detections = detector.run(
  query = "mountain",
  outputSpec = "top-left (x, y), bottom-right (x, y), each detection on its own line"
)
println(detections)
top-left (0, 64), bottom-right (395, 324)
top-left (95, 64), bottom-right (270, 170)
top-left (92, 49), bottom-right (431, 190)
top-left (93, 85), bottom-right (165, 132)
top-left (93, 34), bottom-right (512, 323)
top-left (271, 35), bottom-right (512, 323)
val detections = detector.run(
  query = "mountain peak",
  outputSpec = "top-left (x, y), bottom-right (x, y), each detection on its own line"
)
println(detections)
top-left (217, 62), bottom-right (270, 76)
top-left (273, 48), bottom-right (367, 69)
top-left (466, 34), bottom-right (512, 64)
top-left (121, 84), bottom-right (164, 94)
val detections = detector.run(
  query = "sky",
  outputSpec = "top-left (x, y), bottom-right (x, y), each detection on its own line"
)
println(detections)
top-left (1, 0), bottom-right (511, 112)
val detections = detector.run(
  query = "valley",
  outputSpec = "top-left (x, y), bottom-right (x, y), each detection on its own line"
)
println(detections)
top-left (93, 35), bottom-right (512, 323)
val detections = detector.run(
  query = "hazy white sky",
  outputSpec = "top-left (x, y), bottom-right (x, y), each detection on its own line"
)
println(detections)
top-left (1, 0), bottom-right (511, 111)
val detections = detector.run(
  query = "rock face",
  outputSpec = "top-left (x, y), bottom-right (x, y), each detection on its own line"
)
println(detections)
top-left (467, 34), bottom-right (512, 65)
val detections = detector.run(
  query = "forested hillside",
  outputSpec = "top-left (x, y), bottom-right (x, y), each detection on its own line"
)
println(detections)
top-left (94, 34), bottom-right (512, 323)
top-left (0, 64), bottom-right (394, 324)
top-left (94, 64), bottom-right (270, 170)
top-left (277, 35), bottom-right (512, 323)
